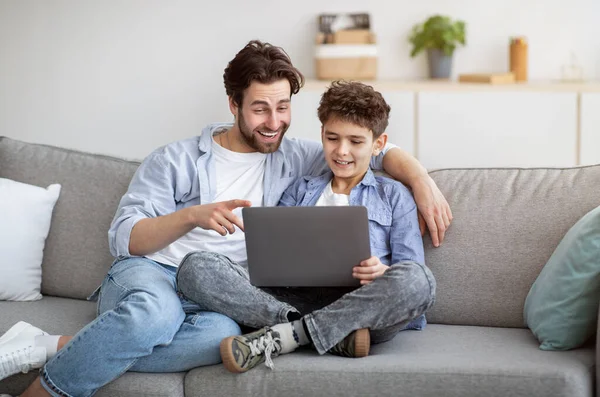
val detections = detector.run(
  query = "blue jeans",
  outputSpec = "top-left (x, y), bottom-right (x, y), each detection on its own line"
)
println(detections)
top-left (176, 251), bottom-right (436, 355)
top-left (39, 257), bottom-right (241, 397)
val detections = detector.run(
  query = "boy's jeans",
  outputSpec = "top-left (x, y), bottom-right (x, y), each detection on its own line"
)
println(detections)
top-left (176, 251), bottom-right (436, 354)
top-left (40, 257), bottom-right (241, 397)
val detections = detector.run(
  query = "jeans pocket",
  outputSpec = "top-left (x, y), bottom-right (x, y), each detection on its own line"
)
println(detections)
top-left (87, 285), bottom-right (102, 302)
top-left (97, 274), bottom-right (130, 316)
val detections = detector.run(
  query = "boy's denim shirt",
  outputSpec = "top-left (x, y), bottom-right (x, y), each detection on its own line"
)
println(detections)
top-left (107, 123), bottom-right (393, 258)
top-left (278, 169), bottom-right (425, 266)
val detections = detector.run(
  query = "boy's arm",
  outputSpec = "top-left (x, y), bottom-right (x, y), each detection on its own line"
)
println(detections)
top-left (382, 147), bottom-right (452, 247)
top-left (389, 188), bottom-right (426, 266)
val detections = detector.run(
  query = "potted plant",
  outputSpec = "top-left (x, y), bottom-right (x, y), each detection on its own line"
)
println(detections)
top-left (408, 15), bottom-right (466, 79)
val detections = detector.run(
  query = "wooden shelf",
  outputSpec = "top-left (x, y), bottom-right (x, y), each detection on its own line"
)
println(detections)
top-left (303, 79), bottom-right (600, 92)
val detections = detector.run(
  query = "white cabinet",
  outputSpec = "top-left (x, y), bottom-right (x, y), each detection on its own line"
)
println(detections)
top-left (379, 91), bottom-right (415, 156)
top-left (295, 80), bottom-right (599, 169)
top-left (417, 91), bottom-right (578, 169)
top-left (581, 93), bottom-right (600, 165)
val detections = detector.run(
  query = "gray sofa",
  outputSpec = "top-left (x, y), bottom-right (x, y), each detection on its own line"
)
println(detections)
top-left (0, 135), bottom-right (597, 397)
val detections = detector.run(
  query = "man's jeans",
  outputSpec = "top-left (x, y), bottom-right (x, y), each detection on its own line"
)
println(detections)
top-left (39, 257), bottom-right (241, 397)
top-left (176, 251), bottom-right (436, 354)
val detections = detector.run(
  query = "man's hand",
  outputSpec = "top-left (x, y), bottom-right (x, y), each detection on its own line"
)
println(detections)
top-left (353, 256), bottom-right (389, 285)
top-left (191, 199), bottom-right (251, 236)
top-left (412, 175), bottom-right (452, 247)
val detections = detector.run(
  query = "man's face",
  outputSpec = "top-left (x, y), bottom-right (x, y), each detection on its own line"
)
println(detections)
top-left (229, 79), bottom-right (292, 153)
top-left (321, 118), bottom-right (386, 181)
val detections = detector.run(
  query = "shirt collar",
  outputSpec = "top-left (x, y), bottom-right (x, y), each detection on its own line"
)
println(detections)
top-left (359, 168), bottom-right (377, 187)
top-left (198, 122), bottom-right (234, 153)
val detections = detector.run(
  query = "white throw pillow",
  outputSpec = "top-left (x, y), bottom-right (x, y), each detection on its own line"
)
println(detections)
top-left (0, 178), bottom-right (61, 301)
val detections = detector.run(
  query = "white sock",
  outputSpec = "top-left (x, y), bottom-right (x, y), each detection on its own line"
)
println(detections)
top-left (271, 320), bottom-right (310, 354)
top-left (34, 335), bottom-right (61, 360)
top-left (291, 319), bottom-right (310, 346)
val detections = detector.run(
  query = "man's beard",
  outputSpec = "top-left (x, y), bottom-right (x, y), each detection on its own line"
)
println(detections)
top-left (237, 111), bottom-right (288, 154)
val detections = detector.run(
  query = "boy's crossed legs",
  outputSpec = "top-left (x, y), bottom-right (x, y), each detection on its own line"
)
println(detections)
top-left (176, 250), bottom-right (436, 373)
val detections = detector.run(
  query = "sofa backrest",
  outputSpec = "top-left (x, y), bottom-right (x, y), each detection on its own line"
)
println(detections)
top-left (425, 165), bottom-right (600, 328)
top-left (0, 137), bottom-right (139, 300)
top-left (3, 136), bottom-right (600, 326)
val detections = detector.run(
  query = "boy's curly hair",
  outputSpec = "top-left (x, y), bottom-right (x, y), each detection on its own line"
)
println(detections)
top-left (317, 81), bottom-right (391, 138)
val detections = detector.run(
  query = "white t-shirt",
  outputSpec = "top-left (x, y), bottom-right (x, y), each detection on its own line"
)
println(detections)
top-left (315, 181), bottom-right (350, 206)
top-left (146, 136), bottom-right (266, 267)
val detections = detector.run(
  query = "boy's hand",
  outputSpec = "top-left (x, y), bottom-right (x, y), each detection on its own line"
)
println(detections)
top-left (192, 199), bottom-right (251, 235)
top-left (353, 256), bottom-right (389, 285)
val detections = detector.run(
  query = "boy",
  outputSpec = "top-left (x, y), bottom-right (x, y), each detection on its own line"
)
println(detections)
top-left (214, 81), bottom-right (435, 373)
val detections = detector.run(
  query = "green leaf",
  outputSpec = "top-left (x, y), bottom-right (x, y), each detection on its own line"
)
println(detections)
top-left (407, 14), bottom-right (467, 57)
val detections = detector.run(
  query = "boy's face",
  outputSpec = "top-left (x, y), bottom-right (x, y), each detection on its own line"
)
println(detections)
top-left (321, 118), bottom-right (387, 181)
top-left (228, 79), bottom-right (291, 153)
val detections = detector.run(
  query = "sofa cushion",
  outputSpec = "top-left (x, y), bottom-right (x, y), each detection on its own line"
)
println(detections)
top-left (0, 297), bottom-right (185, 397)
top-left (0, 178), bottom-right (61, 301)
top-left (0, 136), bottom-right (140, 299)
top-left (524, 204), bottom-right (600, 350)
top-left (185, 324), bottom-right (594, 397)
top-left (425, 165), bottom-right (600, 328)
top-left (1, 366), bottom-right (185, 397)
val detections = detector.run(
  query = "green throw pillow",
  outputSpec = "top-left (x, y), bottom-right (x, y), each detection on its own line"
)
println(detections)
top-left (524, 204), bottom-right (600, 350)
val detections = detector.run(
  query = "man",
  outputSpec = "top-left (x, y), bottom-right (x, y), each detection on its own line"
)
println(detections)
top-left (0, 40), bottom-right (451, 397)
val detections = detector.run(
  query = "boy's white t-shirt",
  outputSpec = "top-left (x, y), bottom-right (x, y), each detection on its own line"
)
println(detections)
top-left (146, 138), bottom-right (266, 268)
top-left (315, 181), bottom-right (350, 206)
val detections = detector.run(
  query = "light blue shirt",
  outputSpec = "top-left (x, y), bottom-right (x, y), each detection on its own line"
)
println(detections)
top-left (278, 169), bottom-right (425, 266)
top-left (108, 123), bottom-right (390, 258)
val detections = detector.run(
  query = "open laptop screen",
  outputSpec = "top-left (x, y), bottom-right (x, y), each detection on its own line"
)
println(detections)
top-left (243, 206), bottom-right (371, 287)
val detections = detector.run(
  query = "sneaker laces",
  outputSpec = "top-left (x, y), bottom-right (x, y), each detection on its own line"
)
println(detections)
top-left (1, 346), bottom-right (36, 375)
top-left (248, 331), bottom-right (280, 370)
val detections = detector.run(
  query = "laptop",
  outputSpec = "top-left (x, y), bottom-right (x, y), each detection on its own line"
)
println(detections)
top-left (243, 206), bottom-right (371, 287)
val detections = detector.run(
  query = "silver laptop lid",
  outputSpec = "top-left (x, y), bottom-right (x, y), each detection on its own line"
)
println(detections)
top-left (243, 206), bottom-right (371, 287)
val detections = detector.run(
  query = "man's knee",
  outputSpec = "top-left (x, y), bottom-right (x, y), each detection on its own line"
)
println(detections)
top-left (121, 289), bottom-right (185, 342)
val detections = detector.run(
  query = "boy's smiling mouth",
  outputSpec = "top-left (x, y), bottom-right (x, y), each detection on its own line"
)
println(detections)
top-left (334, 160), bottom-right (353, 165)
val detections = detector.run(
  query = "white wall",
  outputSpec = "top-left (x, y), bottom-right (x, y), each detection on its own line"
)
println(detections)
top-left (1, 0), bottom-right (599, 160)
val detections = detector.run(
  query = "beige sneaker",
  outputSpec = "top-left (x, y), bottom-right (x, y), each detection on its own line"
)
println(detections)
top-left (220, 327), bottom-right (283, 373)
top-left (327, 328), bottom-right (370, 358)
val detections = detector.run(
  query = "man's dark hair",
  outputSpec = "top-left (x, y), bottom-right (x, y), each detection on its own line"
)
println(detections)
top-left (223, 40), bottom-right (304, 107)
top-left (317, 80), bottom-right (391, 138)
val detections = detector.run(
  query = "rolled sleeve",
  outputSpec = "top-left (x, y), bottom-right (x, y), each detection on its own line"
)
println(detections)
top-left (109, 214), bottom-right (145, 258)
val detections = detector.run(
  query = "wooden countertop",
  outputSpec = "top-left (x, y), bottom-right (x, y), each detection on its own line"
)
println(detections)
top-left (303, 79), bottom-right (600, 92)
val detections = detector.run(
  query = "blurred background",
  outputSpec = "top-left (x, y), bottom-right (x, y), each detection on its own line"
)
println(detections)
top-left (1, 0), bottom-right (599, 167)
